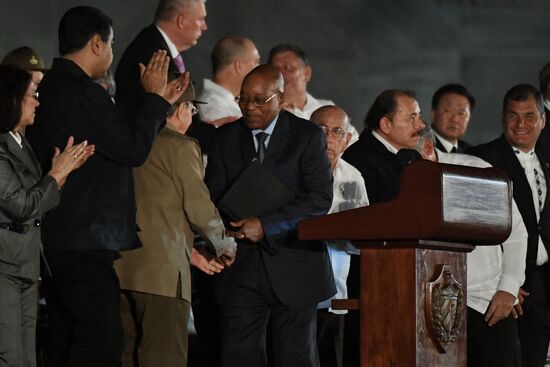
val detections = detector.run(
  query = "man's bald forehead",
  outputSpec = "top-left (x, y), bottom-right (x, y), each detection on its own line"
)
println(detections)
top-left (243, 64), bottom-right (283, 91)
top-left (311, 105), bottom-right (347, 122)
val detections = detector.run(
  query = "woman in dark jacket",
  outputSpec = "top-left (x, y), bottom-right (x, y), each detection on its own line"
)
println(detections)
top-left (0, 64), bottom-right (94, 367)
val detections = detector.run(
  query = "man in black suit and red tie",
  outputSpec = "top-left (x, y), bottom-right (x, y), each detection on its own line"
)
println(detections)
top-left (205, 64), bottom-right (336, 367)
top-left (468, 84), bottom-right (550, 367)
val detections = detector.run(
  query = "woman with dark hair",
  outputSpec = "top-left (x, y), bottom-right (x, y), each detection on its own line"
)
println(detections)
top-left (0, 64), bottom-right (94, 367)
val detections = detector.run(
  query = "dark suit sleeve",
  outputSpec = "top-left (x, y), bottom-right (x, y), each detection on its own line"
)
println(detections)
top-left (76, 82), bottom-right (169, 167)
top-left (259, 127), bottom-right (333, 250)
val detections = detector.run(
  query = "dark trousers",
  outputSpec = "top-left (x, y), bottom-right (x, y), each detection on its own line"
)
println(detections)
top-left (467, 306), bottom-right (522, 367)
top-left (342, 255), bottom-right (359, 367)
top-left (44, 250), bottom-right (123, 367)
top-left (218, 249), bottom-right (319, 367)
top-left (518, 266), bottom-right (550, 367)
top-left (191, 267), bottom-right (221, 367)
top-left (316, 310), bottom-right (344, 367)
top-left (120, 283), bottom-right (190, 367)
top-left (0, 274), bottom-right (37, 367)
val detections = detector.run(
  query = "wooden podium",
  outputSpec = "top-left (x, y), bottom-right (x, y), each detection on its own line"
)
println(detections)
top-left (298, 160), bottom-right (513, 367)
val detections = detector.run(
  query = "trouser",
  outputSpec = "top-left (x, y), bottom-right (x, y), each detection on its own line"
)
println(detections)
top-left (44, 250), bottom-right (124, 367)
top-left (467, 306), bottom-right (522, 367)
top-left (518, 266), bottom-right (550, 367)
top-left (0, 273), bottom-right (37, 367)
top-left (316, 309), bottom-right (344, 367)
top-left (120, 277), bottom-right (190, 367)
top-left (218, 249), bottom-right (319, 367)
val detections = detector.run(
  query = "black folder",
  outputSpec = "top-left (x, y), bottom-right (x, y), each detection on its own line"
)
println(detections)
top-left (218, 158), bottom-right (294, 221)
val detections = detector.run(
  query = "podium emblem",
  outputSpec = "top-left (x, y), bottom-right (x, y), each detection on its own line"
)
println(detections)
top-left (424, 265), bottom-right (465, 353)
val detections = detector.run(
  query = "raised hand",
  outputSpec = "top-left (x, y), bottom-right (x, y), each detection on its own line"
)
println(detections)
top-left (49, 136), bottom-right (95, 188)
top-left (139, 50), bottom-right (171, 97)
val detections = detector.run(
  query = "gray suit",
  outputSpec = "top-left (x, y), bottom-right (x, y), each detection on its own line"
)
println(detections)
top-left (0, 132), bottom-right (59, 367)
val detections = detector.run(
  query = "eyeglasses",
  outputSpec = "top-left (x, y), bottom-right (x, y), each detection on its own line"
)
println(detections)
top-left (319, 125), bottom-right (346, 139)
top-left (184, 102), bottom-right (198, 116)
top-left (235, 93), bottom-right (278, 108)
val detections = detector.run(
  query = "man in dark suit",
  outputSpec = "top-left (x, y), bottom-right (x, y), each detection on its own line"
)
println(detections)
top-left (468, 84), bottom-right (550, 367)
top-left (340, 89), bottom-right (425, 365)
top-left (430, 83), bottom-right (475, 153)
top-left (115, 0), bottom-right (216, 151)
top-left (205, 64), bottom-right (335, 367)
top-left (26, 6), bottom-right (184, 366)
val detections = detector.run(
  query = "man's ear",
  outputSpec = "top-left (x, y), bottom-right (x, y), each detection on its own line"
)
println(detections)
top-left (379, 117), bottom-right (392, 135)
top-left (91, 34), bottom-right (102, 56)
top-left (304, 65), bottom-right (312, 83)
top-left (176, 12), bottom-right (187, 28)
top-left (344, 132), bottom-right (352, 149)
top-left (234, 59), bottom-right (243, 75)
top-left (424, 140), bottom-right (435, 159)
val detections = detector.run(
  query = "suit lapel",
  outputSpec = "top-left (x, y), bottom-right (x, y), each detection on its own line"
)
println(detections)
top-left (149, 25), bottom-right (181, 76)
top-left (237, 120), bottom-right (256, 164)
top-left (497, 136), bottom-right (537, 221)
top-left (262, 112), bottom-right (290, 172)
top-left (0, 133), bottom-right (41, 181)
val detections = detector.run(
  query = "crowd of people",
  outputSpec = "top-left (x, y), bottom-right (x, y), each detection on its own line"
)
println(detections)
top-left (1, 0), bottom-right (549, 367)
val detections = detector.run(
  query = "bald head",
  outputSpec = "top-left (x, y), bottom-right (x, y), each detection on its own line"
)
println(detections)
top-left (211, 36), bottom-right (259, 74)
top-left (239, 64), bottom-right (285, 130)
top-left (310, 105), bottom-right (352, 170)
top-left (310, 105), bottom-right (350, 131)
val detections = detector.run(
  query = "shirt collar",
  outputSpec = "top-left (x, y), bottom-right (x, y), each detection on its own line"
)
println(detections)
top-left (433, 130), bottom-right (457, 152)
top-left (544, 98), bottom-right (550, 112)
top-left (156, 26), bottom-right (180, 59)
top-left (252, 113), bottom-right (279, 136)
top-left (9, 131), bottom-right (23, 149)
top-left (512, 146), bottom-right (536, 159)
top-left (371, 130), bottom-right (399, 154)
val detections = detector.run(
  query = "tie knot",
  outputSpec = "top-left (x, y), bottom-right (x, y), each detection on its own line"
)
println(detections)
top-left (256, 132), bottom-right (268, 145)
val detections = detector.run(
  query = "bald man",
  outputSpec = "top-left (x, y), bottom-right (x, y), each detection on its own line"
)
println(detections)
top-left (205, 64), bottom-right (335, 367)
top-left (198, 36), bottom-right (260, 126)
top-left (310, 106), bottom-right (369, 367)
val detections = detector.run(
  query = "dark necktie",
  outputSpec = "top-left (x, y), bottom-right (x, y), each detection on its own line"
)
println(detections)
top-left (255, 132), bottom-right (268, 164)
top-left (450, 146), bottom-right (458, 153)
top-left (535, 168), bottom-right (543, 215)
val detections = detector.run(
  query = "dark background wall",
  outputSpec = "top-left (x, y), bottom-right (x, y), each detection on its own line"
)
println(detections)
top-left (2, 0), bottom-right (550, 145)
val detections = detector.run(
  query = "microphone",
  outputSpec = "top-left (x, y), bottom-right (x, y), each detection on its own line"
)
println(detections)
top-left (396, 148), bottom-right (423, 167)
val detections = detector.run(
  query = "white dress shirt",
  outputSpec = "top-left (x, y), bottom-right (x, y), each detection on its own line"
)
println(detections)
top-left (437, 150), bottom-right (528, 314)
top-left (9, 131), bottom-right (23, 148)
top-left (318, 159), bottom-right (369, 314)
top-left (513, 148), bottom-right (549, 266)
top-left (371, 130), bottom-right (399, 154)
top-left (434, 130), bottom-right (458, 153)
top-left (197, 79), bottom-right (242, 122)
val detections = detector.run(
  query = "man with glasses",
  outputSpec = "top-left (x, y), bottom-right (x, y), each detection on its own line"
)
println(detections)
top-left (341, 89), bottom-right (425, 366)
top-left (205, 64), bottom-right (335, 367)
top-left (115, 81), bottom-right (236, 367)
top-left (310, 105), bottom-right (369, 367)
top-left (431, 83), bottom-right (475, 153)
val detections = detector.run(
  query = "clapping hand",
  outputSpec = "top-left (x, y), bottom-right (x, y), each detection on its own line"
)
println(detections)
top-left (49, 136), bottom-right (95, 188)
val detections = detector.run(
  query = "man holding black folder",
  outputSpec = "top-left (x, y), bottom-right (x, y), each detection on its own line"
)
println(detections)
top-left (205, 64), bottom-right (336, 367)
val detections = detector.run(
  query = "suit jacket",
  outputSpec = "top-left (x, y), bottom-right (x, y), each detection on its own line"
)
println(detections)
top-left (26, 58), bottom-right (169, 252)
top-left (114, 128), bottom-right (233, 302)
top-left (115, 24), bottom-right (181, 115)
top-left (205, 110), bottom-right (336, 307)
top-left (0, 133), bottom-right (59, 280)
top-left (435, 136), bottom-right (470, 153)
top-left (341, 129), bottom-right (404, 204)
top-left (114, 25), bottom-right (216, 153)
top-left (467, 135), bottom-right (550, 282)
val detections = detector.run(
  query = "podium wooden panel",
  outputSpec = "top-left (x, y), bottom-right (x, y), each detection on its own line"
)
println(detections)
top-left (298, 160), bottom-right (512, 367)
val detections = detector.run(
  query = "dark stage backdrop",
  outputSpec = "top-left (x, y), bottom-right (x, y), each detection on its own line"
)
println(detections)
top-left (1, 0), bottom-right (549, 145)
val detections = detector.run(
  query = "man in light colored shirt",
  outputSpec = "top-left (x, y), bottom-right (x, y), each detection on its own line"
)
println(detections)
top-left (430, 83), bottom-right (476, 153)
top-left (310, 106), bottom-right (369, 367)
top-left (198, 36), bottom-right (260, 126)
top-left (468, 84), bottom-right (550, 367)
top-left (416, 126), bottom-right (527, 367)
